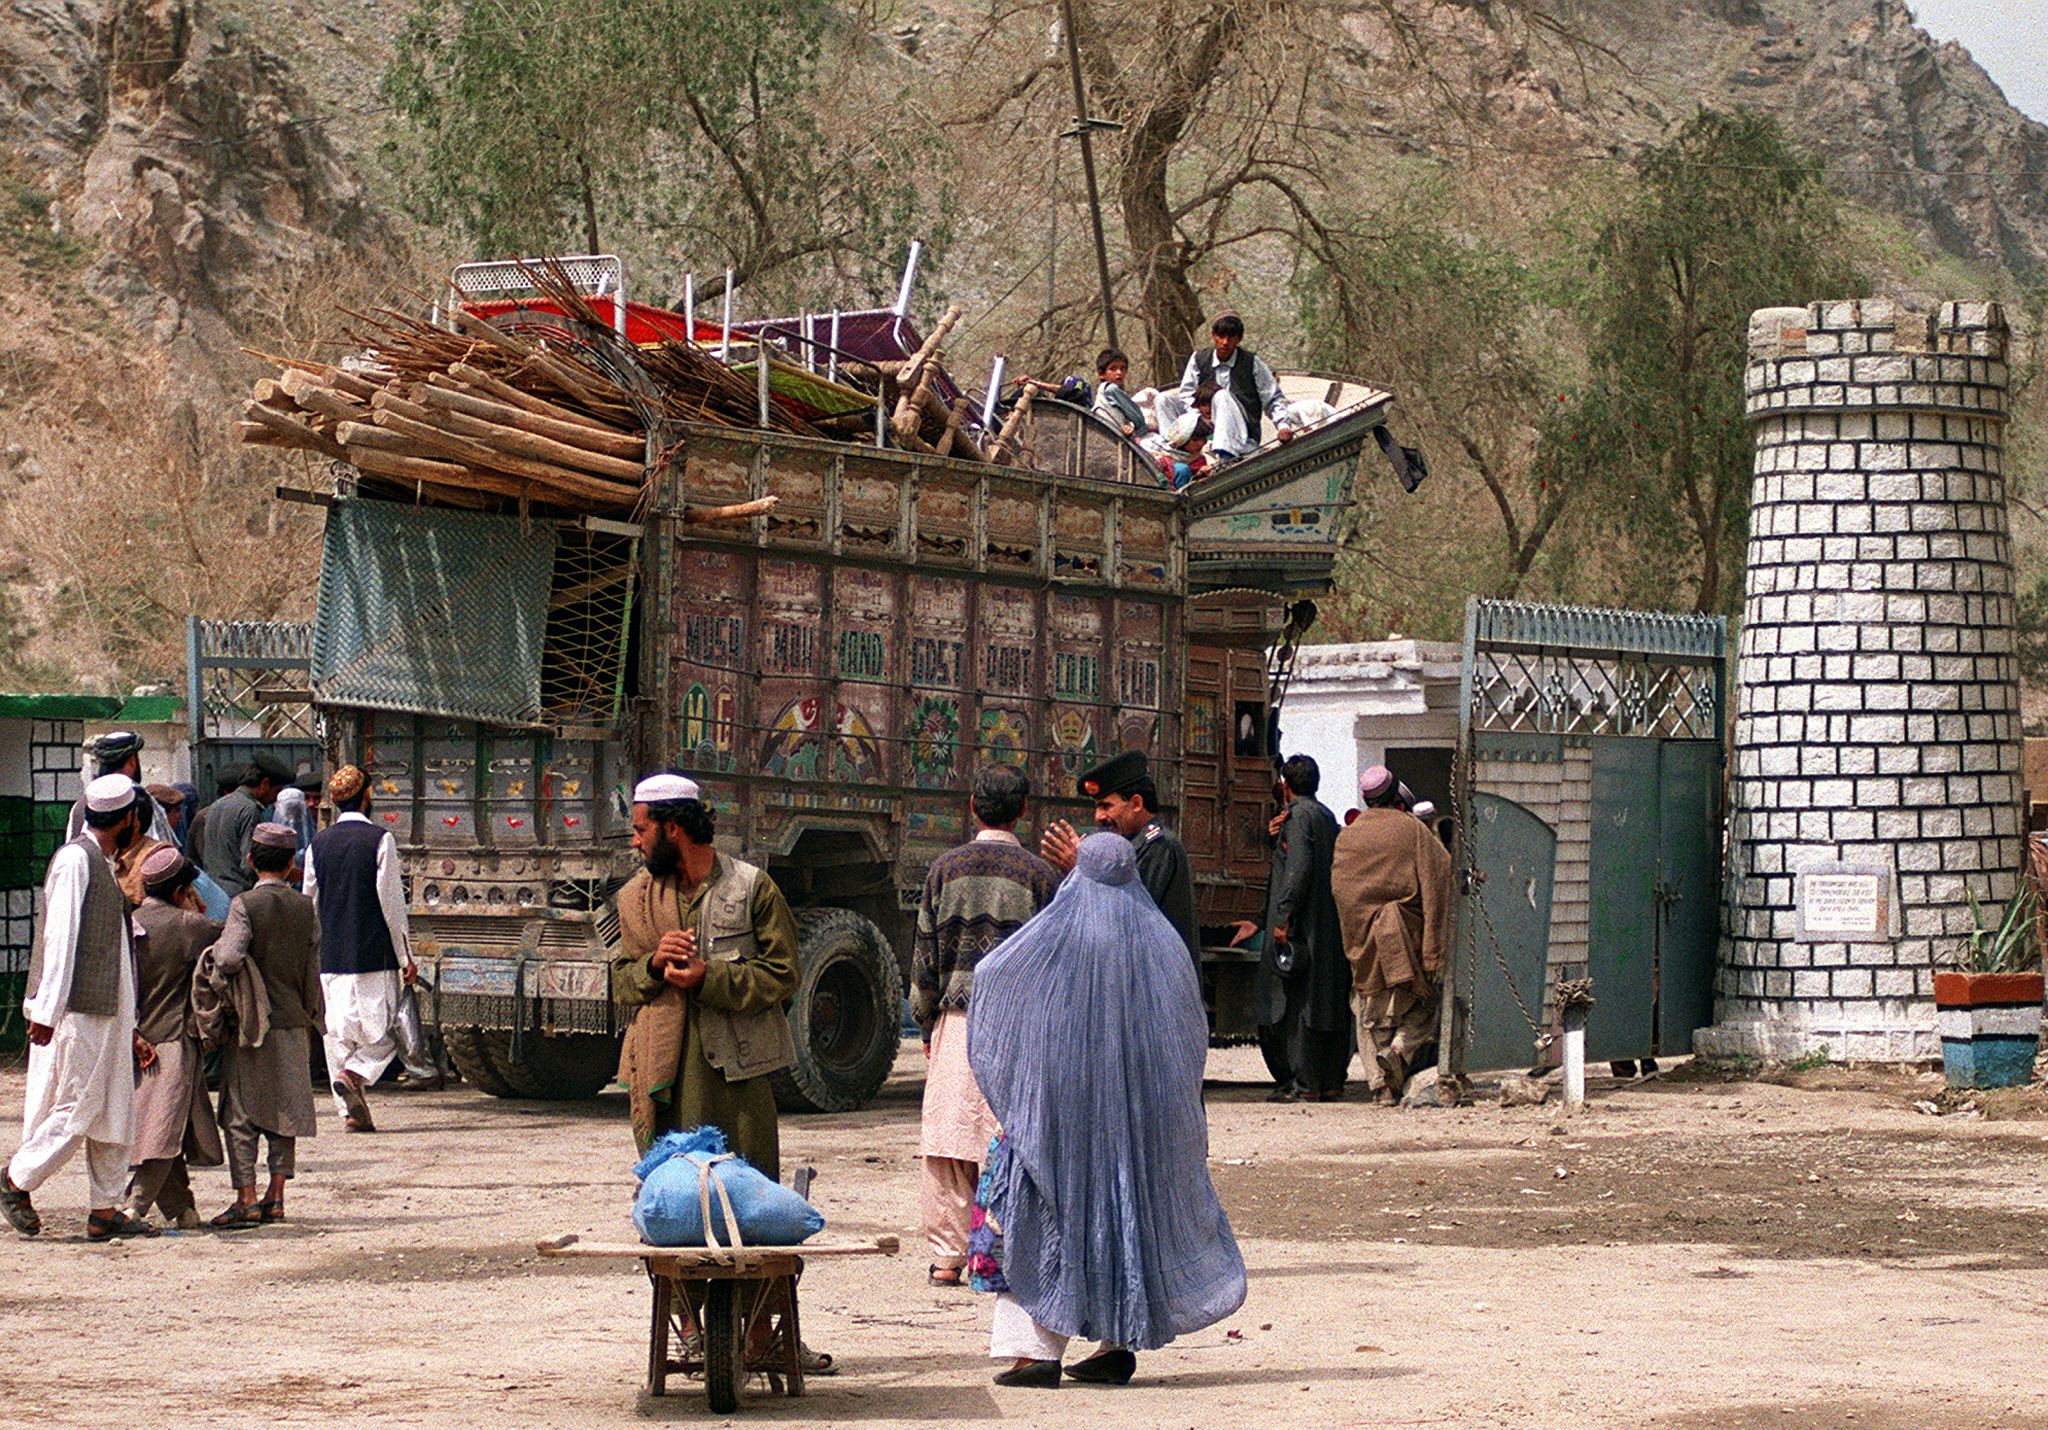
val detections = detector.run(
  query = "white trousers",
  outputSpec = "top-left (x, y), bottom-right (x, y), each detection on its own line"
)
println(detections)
top-left (9, 1122), bottom-right (129, 1208)
top-left (989, 1293), bottom-right (1120, 1362)
top-left (322, 969), bottom-right (402, 1117)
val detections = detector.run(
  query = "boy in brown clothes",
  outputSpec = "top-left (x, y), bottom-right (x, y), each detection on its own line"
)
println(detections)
top-left (209, 822), bottom-right (322, 1228)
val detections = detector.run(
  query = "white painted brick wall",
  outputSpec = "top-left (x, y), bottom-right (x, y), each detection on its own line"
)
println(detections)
top-left (1700, 300), bottom-right (2023, 1063)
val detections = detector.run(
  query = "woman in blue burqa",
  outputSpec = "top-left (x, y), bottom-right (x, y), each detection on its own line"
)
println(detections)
top-left (967, 830), bottom-right (1247, 1388)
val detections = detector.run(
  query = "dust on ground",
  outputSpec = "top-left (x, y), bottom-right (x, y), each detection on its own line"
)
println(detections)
top-left (5, 1046), bottom-right (2048, 1428)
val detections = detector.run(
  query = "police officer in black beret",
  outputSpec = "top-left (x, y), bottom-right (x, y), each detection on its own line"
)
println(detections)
top-left (1040, 750), bottom-right (1199, 964)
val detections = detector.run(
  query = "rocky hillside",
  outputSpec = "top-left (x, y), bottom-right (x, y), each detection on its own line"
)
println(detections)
top-left (1553, 0), bottom-right (2048, 276)
top-left (0, 0), bottom-right (2040, 688)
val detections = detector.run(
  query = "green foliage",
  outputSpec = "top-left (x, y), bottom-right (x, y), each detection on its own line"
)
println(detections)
top-left (382, 0), bottom-right (943, 302)
top-left (1960, 885), bottom-right (2041, 975)
top-left (1542, 108), bottom-right (1867, 614)
top-left (2, 170), bottom-right (87, 276)
top-left (1784, 1049), bottom-right (1831, 1073)
top-left (1298, 175), bottom-right (1578, 634)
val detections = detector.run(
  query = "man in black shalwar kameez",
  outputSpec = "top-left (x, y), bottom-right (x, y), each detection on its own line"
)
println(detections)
top-left (1247, 755), bottom-right (1351, 1101)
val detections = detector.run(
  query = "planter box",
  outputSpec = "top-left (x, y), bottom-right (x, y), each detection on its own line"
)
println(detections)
top-left (1934, 971), bottom-right (2045, 1089)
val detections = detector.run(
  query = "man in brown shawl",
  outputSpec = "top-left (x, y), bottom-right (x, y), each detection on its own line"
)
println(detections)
top-left (124, 846), bottom-right (224, 1228)
top-left (1331, 765), bottom-right (1451, 1103)
top-left (611, 774), bottom-right (800, 1175)
top-left (209, 822), bottom-right (322, 1228)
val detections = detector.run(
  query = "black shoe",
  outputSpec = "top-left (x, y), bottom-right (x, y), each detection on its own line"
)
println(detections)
top-left (1065, 1348), bottom-right (1136, 1385)
top-left (993, 1359), bottom-right (1062, 1388)
top-left (1265, 1086), bottom-right (1300, 1103)
top-left (0, 1172), bottom-right (40, 1237)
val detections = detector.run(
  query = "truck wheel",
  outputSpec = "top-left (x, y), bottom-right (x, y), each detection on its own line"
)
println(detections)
top-left (479, 1030), bottom-right (621, 1100)
top-left (444, 1026), bottom-right (520, 1097)
top-left (772, 907), bottom-right (903, 1114)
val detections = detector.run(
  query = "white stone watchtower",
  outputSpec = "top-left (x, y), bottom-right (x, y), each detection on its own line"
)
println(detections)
top-left (1698, 299), bottom-right (2023, 1062)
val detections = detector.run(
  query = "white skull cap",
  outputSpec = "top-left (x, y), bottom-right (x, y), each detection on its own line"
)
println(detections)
top-left (633, 774), bottom-right (702, 804)
top-left (85, 773), bottom-right (140, 813)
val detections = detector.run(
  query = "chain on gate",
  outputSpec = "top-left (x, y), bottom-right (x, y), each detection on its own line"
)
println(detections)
top-left (1449, 755), bottom-right (1554, 1062)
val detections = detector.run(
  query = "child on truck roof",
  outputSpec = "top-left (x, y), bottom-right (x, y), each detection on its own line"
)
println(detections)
top-left (1093, 349), bottom-right (1208, 492)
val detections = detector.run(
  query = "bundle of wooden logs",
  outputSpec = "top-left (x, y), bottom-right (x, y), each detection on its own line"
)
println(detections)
top-left (237, 350), bottom-right (653, 514)
top-left (237, 268), bottom-right (1033, 514)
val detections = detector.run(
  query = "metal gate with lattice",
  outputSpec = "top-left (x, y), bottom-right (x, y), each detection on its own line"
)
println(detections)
top-left (1447, 600), bottom-right (1727, 1077)
top-left (186, 619), bottom-right (322, 798)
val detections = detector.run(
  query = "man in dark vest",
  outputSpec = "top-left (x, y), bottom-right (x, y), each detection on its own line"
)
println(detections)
top-left (305, 765), bottom-right (419, 1133)
top-left (1175, 312), bottom-right (1297, 463)
top-left (2, 774), bottom-right (153, 1241)
top-left (201, 755), bottom-right (290, 898)
top-left (1040, 750), bottom-right (1200, 964)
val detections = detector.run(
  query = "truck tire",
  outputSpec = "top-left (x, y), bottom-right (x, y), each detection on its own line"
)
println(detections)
top-left (444, 1026), bottom-right (520, 1097)
top-left (477, 1030), bottom-right (621, 1100)
top-left (772, 907), bottom-right (903, 1114)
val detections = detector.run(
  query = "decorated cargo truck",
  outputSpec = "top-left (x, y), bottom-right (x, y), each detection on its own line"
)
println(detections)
top-left (294, 266), bottom-right (1397, 1110)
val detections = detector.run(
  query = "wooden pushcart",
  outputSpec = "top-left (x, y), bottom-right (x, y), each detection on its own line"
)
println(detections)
top-left (537, 1233), bottom-right (900, 1412)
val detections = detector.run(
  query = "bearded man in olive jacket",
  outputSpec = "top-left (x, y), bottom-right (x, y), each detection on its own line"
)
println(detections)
top-left (610, 775), bottom-right (800, 1176)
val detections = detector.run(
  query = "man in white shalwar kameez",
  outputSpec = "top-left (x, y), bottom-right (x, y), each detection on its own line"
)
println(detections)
top-left (1175, 312), bottom-right (1297, 464)
top-left (1, 774), bottom-right (155, 1241)
top-left (304, 765), bottom-right (418, 1132)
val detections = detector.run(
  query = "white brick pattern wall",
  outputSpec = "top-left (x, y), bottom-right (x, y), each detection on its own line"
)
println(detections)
top-left (1699, 300), bottom-right (2021, 1062)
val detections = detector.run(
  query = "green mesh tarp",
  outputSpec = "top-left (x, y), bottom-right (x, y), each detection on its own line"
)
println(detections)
top-left (312, 500), bottom-right (557, 726)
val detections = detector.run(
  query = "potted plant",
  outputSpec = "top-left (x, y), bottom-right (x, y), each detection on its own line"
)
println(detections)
top-left (1935, 886), bottom-right (2044, 1090)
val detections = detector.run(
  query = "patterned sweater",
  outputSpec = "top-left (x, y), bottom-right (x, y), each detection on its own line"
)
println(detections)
top-left (909, 834), bottom-right (1059, 1038)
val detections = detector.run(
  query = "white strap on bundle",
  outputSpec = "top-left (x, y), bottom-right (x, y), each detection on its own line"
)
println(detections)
top-left (685, 1152), bottom-right (746, 1250)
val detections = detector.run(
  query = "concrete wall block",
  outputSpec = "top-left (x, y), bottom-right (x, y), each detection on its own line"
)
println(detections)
top-left (1895, 841), bottom-right (1941, 874)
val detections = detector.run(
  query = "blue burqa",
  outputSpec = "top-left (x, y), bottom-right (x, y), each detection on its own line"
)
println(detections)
top-left (968, 831), bottom-right (1247, 1350)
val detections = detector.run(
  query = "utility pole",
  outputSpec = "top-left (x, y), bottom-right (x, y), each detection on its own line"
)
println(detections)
top-left (1058, 0), bottom-right (1118, 349)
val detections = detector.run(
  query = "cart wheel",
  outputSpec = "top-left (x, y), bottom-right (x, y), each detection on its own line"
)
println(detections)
top-left (702, 1280), bottom-right (742, 1414)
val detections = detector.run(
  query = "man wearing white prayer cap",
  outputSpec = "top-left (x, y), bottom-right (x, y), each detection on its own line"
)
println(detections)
top-left (611, 772), bottom-right (800, 1172)
top-left (2, 774), bottom-right (155, 1240)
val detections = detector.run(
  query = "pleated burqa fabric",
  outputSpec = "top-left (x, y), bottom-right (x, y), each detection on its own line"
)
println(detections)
top-left (968, 832), bottom-right (1247, 1350)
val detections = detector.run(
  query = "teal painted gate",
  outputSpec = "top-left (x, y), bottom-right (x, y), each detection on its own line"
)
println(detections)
top-left (1448, 602), bottom-right (1726, 1078)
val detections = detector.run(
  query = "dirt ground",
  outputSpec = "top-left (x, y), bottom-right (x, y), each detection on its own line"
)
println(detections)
top-left (5, 1046), bottom-right (2048, 1428)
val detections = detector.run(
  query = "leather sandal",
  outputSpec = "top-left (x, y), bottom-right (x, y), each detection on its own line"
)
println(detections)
top-left (86, 1209), bottom-right (160, 1242)
top-left (929, 1264), bottom-right (964, 1287)
top-left (210, 1202), bottom-right (262, 1231)
top-left (993, 1359), bottom-right (1061, 1388)
top-left (336, 1074), bottom-right (376, 1132)
top-left (256, 1199), bottom-right (286, 1224)
top-left (0, 1172), bottom-right (39, 1237)
top-left (1064, 1347), bottom-right (1136, 1385)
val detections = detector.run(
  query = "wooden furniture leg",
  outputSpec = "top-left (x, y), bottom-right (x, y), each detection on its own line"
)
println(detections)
top-left (647, 1270), bottom-right (672, 1397)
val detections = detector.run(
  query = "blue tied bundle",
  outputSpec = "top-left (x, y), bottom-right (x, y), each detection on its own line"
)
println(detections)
top-left (631, 1127), bottom-right (825, 1248)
